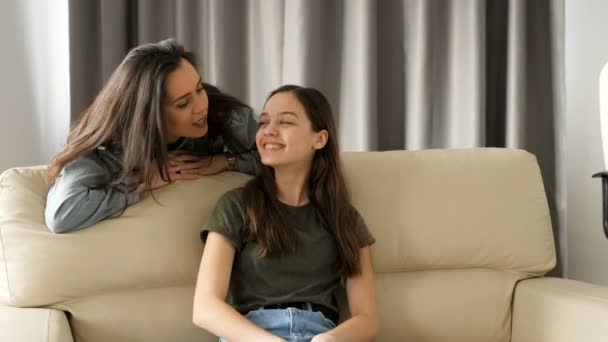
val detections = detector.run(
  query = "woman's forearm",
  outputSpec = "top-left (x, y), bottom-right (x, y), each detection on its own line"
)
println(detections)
top-left (45, 185), bottom-right (139, 233)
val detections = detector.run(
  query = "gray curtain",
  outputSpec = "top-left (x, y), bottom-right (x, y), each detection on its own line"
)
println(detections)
top-left (68, 0), bottom-right (565, 275)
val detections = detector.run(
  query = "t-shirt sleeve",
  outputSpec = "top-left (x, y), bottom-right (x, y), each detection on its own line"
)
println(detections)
top-left (200, 190), bottom-right (248, 251)
top-left (352, 207), bottom-right (376, 247)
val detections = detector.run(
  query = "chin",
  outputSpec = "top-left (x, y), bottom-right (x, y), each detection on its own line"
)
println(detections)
top-left (260, 156), bottom-right (280, 167)
top-left (190, 127), bottom-right (208, 138)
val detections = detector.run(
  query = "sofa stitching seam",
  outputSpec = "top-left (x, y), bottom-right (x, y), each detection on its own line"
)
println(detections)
top-left (0, 169), bottom-right (15, 305)
top-left (0, 223), bottom-right (13, 305)
top-left (509, 275), bottom-right (533, 339)
top-left (529, 154), bottom-right (558, 267)
top-left (46, 282), bottom-right (194, 306)
top-left (524, 279), bottom-right (608, 303)
top-left (46, 309), bottom-right (52, 342)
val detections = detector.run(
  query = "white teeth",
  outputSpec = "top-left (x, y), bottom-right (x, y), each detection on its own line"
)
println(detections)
top-left (264, 143), bottom-right (283, 150)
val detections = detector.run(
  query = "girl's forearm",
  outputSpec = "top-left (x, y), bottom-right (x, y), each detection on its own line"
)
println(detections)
top-left (322, 314), bottom-right (379, 342)
top-left (193, 298), bottom-right (284, 342)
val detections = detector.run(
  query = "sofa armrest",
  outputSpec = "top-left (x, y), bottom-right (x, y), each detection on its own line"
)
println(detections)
top-left (511, 277), bottom-right (608, 342)
top-left (0, 305), bottom-right (73, 342)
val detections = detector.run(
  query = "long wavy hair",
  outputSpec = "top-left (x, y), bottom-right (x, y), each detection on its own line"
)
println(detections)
top-left (48, 39), bottom-right (248, 191)
top-left (242, 85), bottom-right (363, 276)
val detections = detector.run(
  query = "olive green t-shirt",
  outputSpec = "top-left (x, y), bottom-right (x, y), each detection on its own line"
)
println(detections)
top-left (200, 188), bottom-right (375, 314)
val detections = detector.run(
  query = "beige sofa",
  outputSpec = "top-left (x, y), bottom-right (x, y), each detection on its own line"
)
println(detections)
top-left (1, 149), bottom-right (608, 342)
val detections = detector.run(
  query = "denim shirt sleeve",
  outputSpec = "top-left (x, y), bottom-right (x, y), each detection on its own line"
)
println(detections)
top-left (44, 152), bottom-right (139, 234)
top-left (226, 107), bottom-right (259, 175)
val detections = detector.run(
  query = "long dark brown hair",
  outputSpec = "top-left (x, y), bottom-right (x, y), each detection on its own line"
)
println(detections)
top-left (243, 85), bottom-right (363, 276)
top-left (48, 39), bottom-right (248, 191)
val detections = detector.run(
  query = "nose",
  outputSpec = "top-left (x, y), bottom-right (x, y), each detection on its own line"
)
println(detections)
top-left (261, 121), bottom-right (278, 136)
top-left (193, 90), bottom-right (208, 115)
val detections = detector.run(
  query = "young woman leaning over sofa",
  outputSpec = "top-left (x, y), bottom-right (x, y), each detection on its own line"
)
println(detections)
top-left (45, 39), bottom-right (258, 234)
top-left (193, 85), bottom-right (379, 342)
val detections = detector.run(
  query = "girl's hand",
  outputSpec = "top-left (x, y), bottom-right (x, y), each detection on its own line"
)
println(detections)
top-left (311, 333), bottom-right (337, 342)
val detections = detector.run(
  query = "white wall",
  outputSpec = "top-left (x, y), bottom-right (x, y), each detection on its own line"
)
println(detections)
top-left (0, 0), bottom-right (70, 173)
top-left (565, 0), bottom-right (608, 285)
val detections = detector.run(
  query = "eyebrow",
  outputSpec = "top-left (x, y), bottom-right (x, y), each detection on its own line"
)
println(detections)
top-left (171, 77), bottom-right (202, 104)
top-left (259, 111), bottom-right (299, 118)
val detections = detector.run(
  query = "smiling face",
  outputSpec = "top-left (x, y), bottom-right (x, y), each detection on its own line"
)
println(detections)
top-left (256, 91), bottom-right (328, 169)
top-left (163, 58), bottom-right (209, 143)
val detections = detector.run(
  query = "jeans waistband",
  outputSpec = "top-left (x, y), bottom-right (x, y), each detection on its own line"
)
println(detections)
top-left (252, 302), bottom-right (338, 324)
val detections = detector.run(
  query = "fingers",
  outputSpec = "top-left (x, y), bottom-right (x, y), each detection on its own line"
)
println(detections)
top-left (169, 157), bottom-right (210, 171)
top-left (169, 153), bottom-right (204, 164)
top-left (178, 168), bottom-right (202, 175)
top-left (168, 165), bottom-right (183, 173)
top-left (169, 169), bottom-right (201, 180)
top-left (168, 162), bottom-right (205, 174)
top-left (168, 149), bottom-right (190, 157)
top-left (163, 153), bottom-right (219, 178)
top-left (171, 172), bottom-right (201, 180)
top-left (168, 151), bottom-right (200, 168)
top-left (179, 166), bottom-right (220, 176)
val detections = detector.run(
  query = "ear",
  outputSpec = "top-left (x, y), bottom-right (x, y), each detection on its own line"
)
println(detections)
top-left (312, 130), bottom-right (329, 150)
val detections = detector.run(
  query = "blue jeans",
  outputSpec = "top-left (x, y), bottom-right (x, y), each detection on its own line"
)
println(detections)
top-left (219, 307), bottom-right (336, 342)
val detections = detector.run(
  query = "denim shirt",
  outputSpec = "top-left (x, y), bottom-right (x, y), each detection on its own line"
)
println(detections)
top-left (45, 107), bottom-right (258, 234)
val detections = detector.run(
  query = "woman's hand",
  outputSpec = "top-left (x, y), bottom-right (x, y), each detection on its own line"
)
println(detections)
top-left (135, 151), bottom-right (230, 193)
top-left (169, 150), bottom-right (229, 176)
top-left (135, 150), bottom-right (203, 192)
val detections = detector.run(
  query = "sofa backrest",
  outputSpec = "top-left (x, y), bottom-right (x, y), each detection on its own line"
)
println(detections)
top-left (342, 149), bottom-right (555, 341)
top-left (0, 149), bottom-right (556, 342)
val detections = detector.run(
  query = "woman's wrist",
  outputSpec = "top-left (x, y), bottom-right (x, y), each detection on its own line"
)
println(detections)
top-left (224, 152), bottom-right (239, 171)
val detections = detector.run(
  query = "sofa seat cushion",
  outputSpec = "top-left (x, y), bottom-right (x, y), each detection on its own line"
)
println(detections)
top-left (375, 268), bottom-right (528, 342)
top-left (54, 285), bottom-right (215, 342)
top-left (0, 305), bottom-right (73, 342)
